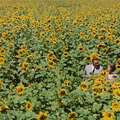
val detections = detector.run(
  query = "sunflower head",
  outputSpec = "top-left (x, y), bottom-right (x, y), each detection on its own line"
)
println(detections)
top-left (80, 82), bottom-right (88, 90)
top-left (58, 89), bottom-right (67, 97)
top-left (68, 112), bottom-right (77, 120)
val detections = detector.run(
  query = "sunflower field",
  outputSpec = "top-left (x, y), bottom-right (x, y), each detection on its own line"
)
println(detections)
top-left (0, 0), bottom-right (120, 119)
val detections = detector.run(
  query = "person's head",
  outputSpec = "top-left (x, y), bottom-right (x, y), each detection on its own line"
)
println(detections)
top-left (92, 57), bottom-right (99, 67)
top-left (108, 63), bottom-right (116, 73)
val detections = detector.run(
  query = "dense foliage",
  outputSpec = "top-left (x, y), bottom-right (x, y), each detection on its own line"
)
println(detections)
top-left (0, 0), bottom-right (120, 119)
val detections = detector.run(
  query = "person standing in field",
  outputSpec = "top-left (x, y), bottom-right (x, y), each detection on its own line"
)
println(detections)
top-left (103, 63), bottom-right (118, 84)
top-left (83, 57), bottom-right (103, 81)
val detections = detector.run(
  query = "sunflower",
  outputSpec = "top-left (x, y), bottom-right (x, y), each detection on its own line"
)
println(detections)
top-left (113, 89), bottom-right (120, 98)
top-left (111, 101), bottom-right (120, 112)
top-left (91, 31), bottom-right (96, 36)
top-left (35, 65), bottom-right (41, 71)
top-left (0, 48), bottom-right (5, 54)
top-left (52, 57), bottom-right (59, 62)
top-left (100, 28), bottom-right (106, 32)
top-left (97, 43), bottom-right (105, 48)
top-left (80, 82), bottom-right (88, 90)
top-left (58, 89), bottom-right (67, 97)
top-left (115, 39), bottom-right (120, 44)
top-left (85, 56), bottom-right (91, 62)
top-left (84, 35), bottom-right (88, 40)
top-left (80, 23), bottom-right (84, 27)
top-left (116, 59), bottom-right (120, 64)
top-left (98, 86), bottom-right (105, 94)
top-left (102, 48), bottom-right (108, 53)
top-left (102, 110), bottom-right (114, 120)
top-left (47, 51), bottom-right (54, 58)
top-left (93, 80), bottom-right (102, 87)
top-left (112, 84), bottom-right (119, 91)
top-left (99, 70), bottom-right (108, 78)
top-left (27, 55), bottom-right (34, 62)
top-left (116, 65), bottom-right (120, 70)
top-left (92, 87), bottom-right (98, 94)
top-left (105, 80), bottom-right (110, 84)
top-left (90, 53), bottom-right (99, 59)
top-left (68, 112), bottom-right (77, 120)
top-left (47, 60), bottom-right (55, 67)
top-left (64, 80), bottom-right (72, 85)
top-left (61, 35), bottom-right (65, 39)
top-left (99, 36), bottom-right (105, 41)
top-left (78, 47), bottom-right (85, 52)
top-left (0, 81), bottom-right (2, 88)
top-left (18, 49), bottom-right (23, 55)
top-left (63, 52), bottom-right (68, 57)
top-left (69, 30), bottom-right (74, 34)
top-left (36, 111), bottom-right (47, 120)
top-left (35, 30), bottom-right (39, 34)
top-left (25, 101), bottom-right (33, 111)
top-left (106, 32), bottom-right (112, 38)
top-left (79, 32), bottom-right (84, 37)
top-left (0, 57), bottom-right (5, 64)
top-left (22, 49), bottom-right (27, 54)
top-left (16, 56), bottom-right (22, 59)
top-left (20, 62), bottom-right (29, 72)
top-left (40, 32), bottom-right (45, 37)
top-left (16, 84), bottom-right (25, 95)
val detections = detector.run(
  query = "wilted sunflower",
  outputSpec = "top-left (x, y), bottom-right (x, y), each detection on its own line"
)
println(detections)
top-left (36, 111), bottom-right (47, 120)
top-left (16, 84), bottom-right (25, 95)
top-left (0, 81), bottom-right (2, 88)
top-left (0, 57), bottom-right (5, 65)
top-left (47, 60), bottom-right (55, 67)
top-left (80, 82), bottom-right (88, 90)
top-left (116, 65), bottom-right (120, 70)
top-left (111, 101), bottom-right (120, 112)
top-left (99, 70), bottom-right (108, 78)
top-left (58, 89), bottom-right (67, 97)
top-left (63, 52), bottom-right (68, 57)
top-left (25, 101), bottom-right (33, 111)
top-left (115, 39), bottom-right (120, 44)
top-left (68, 112), bottom-right (77, 120)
